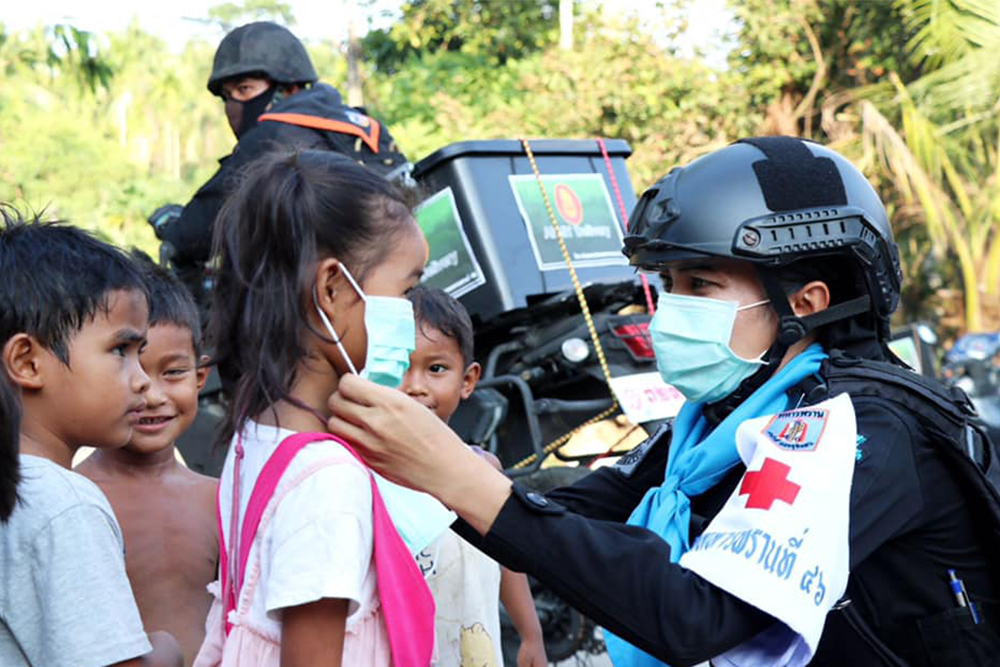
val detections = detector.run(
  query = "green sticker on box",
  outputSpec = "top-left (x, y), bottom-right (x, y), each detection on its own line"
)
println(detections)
top-left (509, 173), bottom-right (627, 271)
top-left (415, 187), bottom-right (486, 298)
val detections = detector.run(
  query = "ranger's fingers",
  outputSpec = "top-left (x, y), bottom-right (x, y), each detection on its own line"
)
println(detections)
top-left (328, 378), bottom-right (384, 422)
top-left (327, 393), bottom-right (369, 430)
top-left (327, 415), bottom-right (376, 452)
top-left (335, 373), bottom-right (391, 407)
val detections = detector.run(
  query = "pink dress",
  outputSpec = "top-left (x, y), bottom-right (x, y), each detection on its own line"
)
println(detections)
top-left (193, 424), bottom-right (396, 667)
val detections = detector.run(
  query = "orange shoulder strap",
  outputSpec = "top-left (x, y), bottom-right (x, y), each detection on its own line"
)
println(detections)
top-left (258, 112), bottom-right (380, 154)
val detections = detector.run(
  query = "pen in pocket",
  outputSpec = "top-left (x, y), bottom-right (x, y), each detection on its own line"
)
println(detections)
top-left (948, 569), bottom-right (981, 625)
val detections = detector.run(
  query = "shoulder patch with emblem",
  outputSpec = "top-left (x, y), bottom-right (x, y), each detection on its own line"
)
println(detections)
top-left (761, 407), bottom-right (830, 452)
top-left (345, 109), bottom-right (371, 127)
top-left (614, 421), bottom-right (671, 477)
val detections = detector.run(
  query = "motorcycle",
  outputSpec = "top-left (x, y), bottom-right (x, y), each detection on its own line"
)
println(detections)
top-left (941, 331), bottom-right (1000, 444)
top-left (412, 139), bottom-right (664, 475)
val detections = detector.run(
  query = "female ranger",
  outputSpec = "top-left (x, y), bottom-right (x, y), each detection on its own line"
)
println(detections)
top-left (328, 137), bottom-right (1000, 666)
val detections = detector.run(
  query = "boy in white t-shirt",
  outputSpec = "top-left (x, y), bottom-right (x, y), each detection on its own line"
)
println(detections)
top-left (0, 212), bottom-right (182, 667)
top-left (402, 286), bottom-right (547, 667)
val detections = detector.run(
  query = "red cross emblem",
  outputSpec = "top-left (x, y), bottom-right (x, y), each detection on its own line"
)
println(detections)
top-left (739, 458), bottom-right (801, 510)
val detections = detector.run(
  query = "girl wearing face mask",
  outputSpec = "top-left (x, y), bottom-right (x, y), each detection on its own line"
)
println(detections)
top-left (193, 149), bottom-right (437, 667)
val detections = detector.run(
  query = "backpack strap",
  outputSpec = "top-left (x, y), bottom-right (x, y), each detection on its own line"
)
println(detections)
top-left (818, 353), bottom-right (1000, 662)
top-left (821, 351), bottom-right (975, 424)
top-left (216, 483), bottom-right (230, 632)
top-left (821, 352), bottom-right (997, 473)
top-left (218, 433), bottom-right (315, 633)
top-left (821, 352), bottom-right (1000, 534)
top-left (218, 431), bottom-right (435, 667)
top-left (258, 112), bottom-right (381, 153)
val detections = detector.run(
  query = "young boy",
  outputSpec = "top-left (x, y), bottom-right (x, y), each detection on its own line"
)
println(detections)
top-left (77, 253), bottom-right (218, 666)
top-left (401, 286), bottom-right (547, 667)
top-left (0, 211), bottom-right (182, 667)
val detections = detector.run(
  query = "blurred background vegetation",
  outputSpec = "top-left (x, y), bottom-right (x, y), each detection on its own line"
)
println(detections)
top-left (2, 0), bottom-right (999, 335)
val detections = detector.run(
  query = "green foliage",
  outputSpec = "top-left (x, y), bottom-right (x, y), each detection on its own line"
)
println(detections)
top-left (0, 11), bottom-right (356, 255)
top-left (729, 0), bottom-right (917, 136)
top-left (48, 25), bottom-right (115, 91)
top-left (365, 12), bottom-right (757, 191)
top-left (362, 0), bottom-right (560, 72)
top-left (844, 0), bottom-right (1000, 332)
top-left (0, 23), bottom-right (114, 92)
top-left (0, 22), bottom-right (229, 253)
top-left (208, 0), bottom-right (297, 31)
top-left (0, 1), bottom-right (994, 333)
top-left (896, 0), bottom-right (1000, 119)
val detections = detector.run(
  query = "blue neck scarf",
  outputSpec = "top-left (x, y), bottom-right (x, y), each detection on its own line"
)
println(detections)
top-left (604, 344), bottom-right (827, 667)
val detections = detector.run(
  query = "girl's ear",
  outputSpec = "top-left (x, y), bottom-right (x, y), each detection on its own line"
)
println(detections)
top-left (3, 334), bottom-right (45, 391)
top-left (313, 258), bottom-right (343, 315)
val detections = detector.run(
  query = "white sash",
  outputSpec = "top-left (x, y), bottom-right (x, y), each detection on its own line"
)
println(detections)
top-left (679, 393), bottom-right (857, 666)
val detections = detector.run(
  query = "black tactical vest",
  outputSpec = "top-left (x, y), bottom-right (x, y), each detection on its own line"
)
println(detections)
top-left (809, 351), bottom-right (1000, 666)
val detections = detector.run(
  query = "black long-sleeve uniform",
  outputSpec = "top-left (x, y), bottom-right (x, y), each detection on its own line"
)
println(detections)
top-left (158, 83), bottom-right (347, 265)
top-left (458, 378), bottom-right (1000, 665)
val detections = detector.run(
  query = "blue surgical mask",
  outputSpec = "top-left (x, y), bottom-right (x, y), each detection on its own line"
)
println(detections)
top-left (650, 292), bottom-right (770, 404)
top-left (315, 265), bottom-right (416, 388)
top-left (315, 267), bottom-right (454, 552)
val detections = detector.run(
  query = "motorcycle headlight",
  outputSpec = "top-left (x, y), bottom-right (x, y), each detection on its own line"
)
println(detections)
top-left (561, 337), bottom-right (590, 364)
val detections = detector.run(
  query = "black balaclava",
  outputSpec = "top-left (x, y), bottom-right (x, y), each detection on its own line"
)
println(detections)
top-left (225, 85), bottom-right (277, 139)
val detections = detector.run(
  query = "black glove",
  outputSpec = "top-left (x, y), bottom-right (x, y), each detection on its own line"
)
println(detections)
top-left (147, 204), bottom-right (183, 240)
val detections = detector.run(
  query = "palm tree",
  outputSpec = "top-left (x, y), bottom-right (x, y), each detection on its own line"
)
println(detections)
top-left (0, 24), bottom-right (112, 92)
top-left (827, 0), bottom-right (1000, 332)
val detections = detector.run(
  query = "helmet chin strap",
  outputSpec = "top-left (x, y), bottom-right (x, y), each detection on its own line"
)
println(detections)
top-left (757, 266), bottom-right (873, 348)
top-left (704, 266), bottom-right (871, 418)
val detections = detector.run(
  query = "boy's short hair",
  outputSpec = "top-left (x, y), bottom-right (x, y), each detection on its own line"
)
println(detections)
top-left (130, 250), bottom-right (203, 354)
top-left (0, 207), bottom-right (148, 364)
top-left (408, 286), bottom-right (474, 366)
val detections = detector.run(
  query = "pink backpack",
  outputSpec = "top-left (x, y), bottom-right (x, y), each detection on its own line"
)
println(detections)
top-left (218, 432), bottom-right (435, 667)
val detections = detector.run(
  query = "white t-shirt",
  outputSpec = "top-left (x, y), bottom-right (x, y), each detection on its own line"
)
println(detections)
top-left (0, 455), bottom-right (151, 667)
top-left (217, 422), bottom-right (377, 639)
top-left (419, 530), bottom-right (503, 667)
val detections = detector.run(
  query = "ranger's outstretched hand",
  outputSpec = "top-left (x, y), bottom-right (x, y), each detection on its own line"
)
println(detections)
top-left (327, 374), bottom-right (513, 534)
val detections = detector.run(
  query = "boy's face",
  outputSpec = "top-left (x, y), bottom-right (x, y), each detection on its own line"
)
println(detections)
top-left (43, 289), bottom-right (150, 448)
top-left (400, 325), bottom-right (479, 423)
top-left (126, 323), bottom-right (208, 455)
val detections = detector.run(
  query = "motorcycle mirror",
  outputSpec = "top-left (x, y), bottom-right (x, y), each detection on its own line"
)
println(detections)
top-left (956, 376), bottom-right (976, 396)
top-left (917, 324), bottom-right (938, 346)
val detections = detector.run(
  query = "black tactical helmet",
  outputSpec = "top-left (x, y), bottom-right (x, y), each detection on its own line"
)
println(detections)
top-left (624, 136), bottom-right (902, 344)
top-left (208, 22), bottom-right (318, 97)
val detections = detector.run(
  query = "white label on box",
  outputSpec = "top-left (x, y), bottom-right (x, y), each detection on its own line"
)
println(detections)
top-left (609, 372), bottom-right (686, 423)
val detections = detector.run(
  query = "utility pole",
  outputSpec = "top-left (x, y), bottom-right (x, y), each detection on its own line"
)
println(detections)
top-left (560, 0), bottom-right (574, 51)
